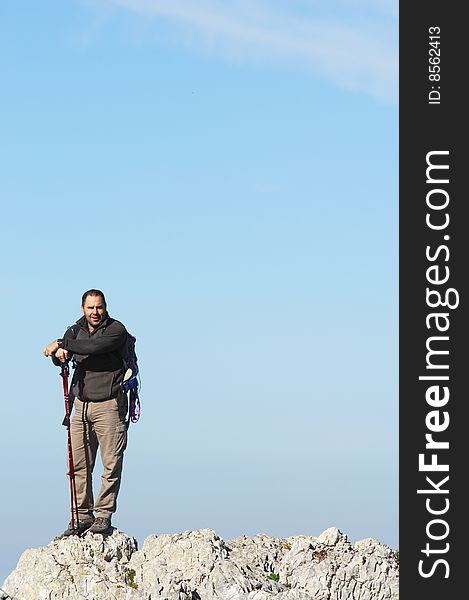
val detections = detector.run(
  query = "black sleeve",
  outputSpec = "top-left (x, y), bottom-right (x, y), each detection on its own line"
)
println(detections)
top-left (62, 321), bottom-right (127, 356)
top-left (51, 325), bottom-right (78, 366)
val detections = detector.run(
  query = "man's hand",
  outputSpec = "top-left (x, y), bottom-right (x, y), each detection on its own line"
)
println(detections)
top-left (44, 340), bottom-right (59, 356)
top-left (44, 340), bottom-right (69, 362)
top-left (43, 339), bottom-right (67, 359)
top-left (55, 348), bottom-right (69, 362)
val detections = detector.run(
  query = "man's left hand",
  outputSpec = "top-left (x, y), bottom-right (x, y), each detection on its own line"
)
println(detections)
top-left (43, 340), bottom-right (60, 357)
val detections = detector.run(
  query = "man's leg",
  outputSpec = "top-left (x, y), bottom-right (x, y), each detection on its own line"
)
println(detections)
top-left (70, 399), bottom-right (98, 523)
top-left (90, 398), bottom-right (127, 523)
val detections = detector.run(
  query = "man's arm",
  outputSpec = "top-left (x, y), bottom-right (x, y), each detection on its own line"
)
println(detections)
top-left (62, 321), bottom-right (127, 356)
top-left (44, 339), bottom-right (62, 357)
top-left (43, 325), bottom-right (76, 363)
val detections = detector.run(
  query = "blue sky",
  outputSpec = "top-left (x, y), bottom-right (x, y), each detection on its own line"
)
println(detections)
top-left (0, 0), bottom-right (398, 583)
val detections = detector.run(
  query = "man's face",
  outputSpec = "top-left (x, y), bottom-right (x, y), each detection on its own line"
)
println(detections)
top-left (82, 295), bottom-right (107, 330)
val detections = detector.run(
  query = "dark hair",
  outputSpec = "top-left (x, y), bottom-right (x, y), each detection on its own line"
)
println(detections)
top-left (81, 289), bottom-right (107, 308)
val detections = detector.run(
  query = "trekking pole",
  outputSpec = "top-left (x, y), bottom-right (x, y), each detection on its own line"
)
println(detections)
top-left (61, 363), bottom-right (79, 530)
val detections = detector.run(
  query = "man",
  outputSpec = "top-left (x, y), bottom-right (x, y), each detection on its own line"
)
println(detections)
top-left (44, 289), bottom-right (130, 536)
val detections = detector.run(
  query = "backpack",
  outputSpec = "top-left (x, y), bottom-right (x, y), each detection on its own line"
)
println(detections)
top-left (122, 332), bottom-right (141, 423)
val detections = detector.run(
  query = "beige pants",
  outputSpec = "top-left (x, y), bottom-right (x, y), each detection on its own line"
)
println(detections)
top-left (70, 398), bottom-right (127, 519)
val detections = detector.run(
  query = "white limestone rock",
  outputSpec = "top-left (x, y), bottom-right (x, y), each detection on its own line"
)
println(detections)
top-left (1, 529), bottom-right (141, 600)
top-left (1, 527), bottom-right (399, 600)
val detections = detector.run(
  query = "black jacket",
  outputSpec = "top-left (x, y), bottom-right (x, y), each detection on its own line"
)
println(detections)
top-left (54, 315), bottom-right (128, 401)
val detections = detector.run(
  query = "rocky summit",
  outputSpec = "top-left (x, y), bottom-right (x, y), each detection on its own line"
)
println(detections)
top-left (1, 527), bottom-right (399, 600)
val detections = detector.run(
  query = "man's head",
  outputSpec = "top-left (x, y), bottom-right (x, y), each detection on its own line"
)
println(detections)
top-left (81, 289), bottom-right (107, 331)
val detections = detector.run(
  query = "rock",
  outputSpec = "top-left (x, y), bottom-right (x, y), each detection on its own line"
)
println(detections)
top-left (1, 529), bottom-right (139, 600)
top-left (1, 527), bottom-right (399, 600)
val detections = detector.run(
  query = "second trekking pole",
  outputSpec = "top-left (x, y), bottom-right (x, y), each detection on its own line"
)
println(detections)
top-left (61, 362), bottom-right (79, 531)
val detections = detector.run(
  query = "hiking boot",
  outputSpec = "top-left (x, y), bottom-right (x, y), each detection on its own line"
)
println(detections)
top-left (62, 516), bottom-right (94, 537)
top-left (89, 517), bottom-right (112, 534)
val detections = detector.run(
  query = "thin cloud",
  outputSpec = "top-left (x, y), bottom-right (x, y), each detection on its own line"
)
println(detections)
top-left (102, 0), bottom-right (397, 103)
